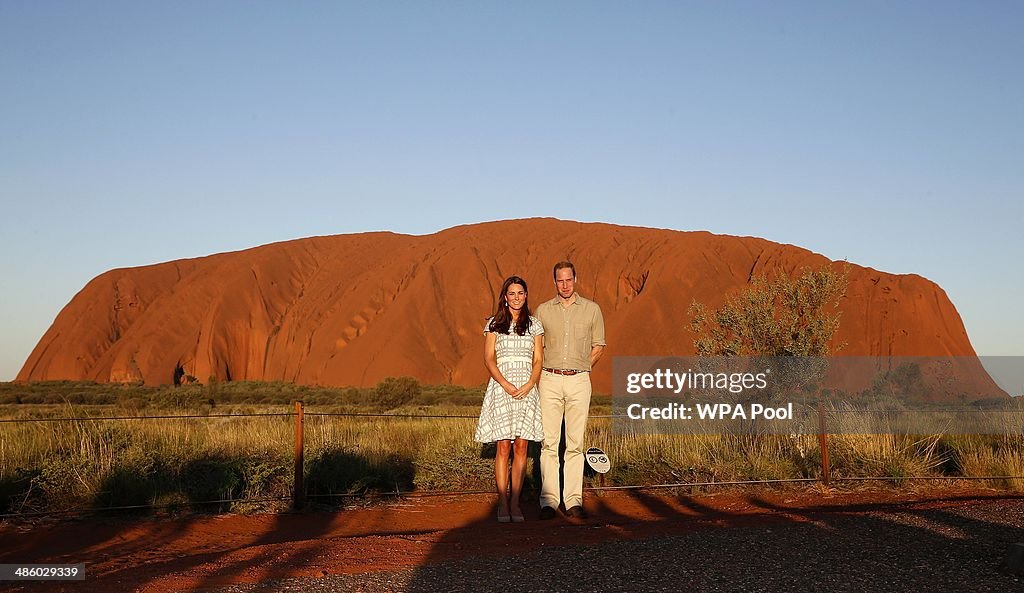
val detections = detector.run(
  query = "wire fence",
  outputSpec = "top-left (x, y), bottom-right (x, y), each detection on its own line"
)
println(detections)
top-left (0, 412), bottom-right (293, 423)
top-left (5, 408), bottom-right (1021, 423)
top-left (1, 402), bottom-right (1023, 519)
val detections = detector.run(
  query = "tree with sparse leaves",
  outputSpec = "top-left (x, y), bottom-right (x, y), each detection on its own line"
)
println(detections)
top-left (688, 264), bottom-right (849, 397)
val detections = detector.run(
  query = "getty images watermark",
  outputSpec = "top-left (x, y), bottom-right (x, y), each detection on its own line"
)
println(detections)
top-left (623, 365), bottom-right (793, 421)
top-left (612, 356), bottom-right (1024, 435)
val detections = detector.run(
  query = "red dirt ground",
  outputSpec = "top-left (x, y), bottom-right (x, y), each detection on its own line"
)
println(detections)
top-left (1, 486), bottom-right (1021, 592)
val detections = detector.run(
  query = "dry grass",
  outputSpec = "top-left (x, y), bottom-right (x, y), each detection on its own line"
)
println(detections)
top-left (1, 399), bottom-right (1023, 516)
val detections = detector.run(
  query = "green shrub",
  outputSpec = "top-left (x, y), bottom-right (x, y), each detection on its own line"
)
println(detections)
top-left (0, 468), bottom-right (38, 514)
top-left (414, 433), bottom-right (492, 491)
top-left (305, 447), bottom-right (415, 496)
top-left (179, 457), bottom-right (245, 511)
top-left (241, 455), bottom-right (291, 498)
top-left (95, 449), bottom-right (167, 510)
top-left (688, 264), bottom-right (849, 397)
top-left (374, 377), bottom-right (422, 409)
top-left (29, 457), bottom-right (91, 511)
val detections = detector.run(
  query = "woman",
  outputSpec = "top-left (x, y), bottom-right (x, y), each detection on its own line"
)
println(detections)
top-left (474, 275), bottom-right (544, 523)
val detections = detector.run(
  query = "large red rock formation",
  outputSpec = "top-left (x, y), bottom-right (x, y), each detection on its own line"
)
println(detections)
top-left (17, 219), bottom-right (1004, 399)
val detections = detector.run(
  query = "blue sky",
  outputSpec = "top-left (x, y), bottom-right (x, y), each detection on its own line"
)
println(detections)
top-left (1, 1), bottom-right (1021, 382)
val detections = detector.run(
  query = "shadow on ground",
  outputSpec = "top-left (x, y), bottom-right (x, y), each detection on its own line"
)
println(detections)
top-left (398, 487), bottom-right (1024, 592)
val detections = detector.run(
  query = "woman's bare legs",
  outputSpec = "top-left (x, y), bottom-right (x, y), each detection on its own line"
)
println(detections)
top-left (509, 438), bottom-right (529, 519)
top-left (495, 439), bottom-right (512, 518)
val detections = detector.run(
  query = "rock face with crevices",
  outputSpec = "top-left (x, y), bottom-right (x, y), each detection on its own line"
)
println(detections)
top-left (17, 219), bottom-right (1004, 399)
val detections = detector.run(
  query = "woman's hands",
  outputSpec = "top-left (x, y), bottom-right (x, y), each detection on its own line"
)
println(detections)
top-left (509, 381), bottom-right (534, 399)
top-left (501, 380), bottom-right (533, 399)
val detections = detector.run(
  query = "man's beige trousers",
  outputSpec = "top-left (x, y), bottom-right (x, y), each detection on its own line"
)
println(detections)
top-left (538, 371), bottom-right (592, 509)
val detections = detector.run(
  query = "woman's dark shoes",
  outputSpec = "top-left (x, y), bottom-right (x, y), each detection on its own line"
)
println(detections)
top-left (539, 506), bottom-right (557, 520)
top-left (566, 505), bottom-right (588, 519)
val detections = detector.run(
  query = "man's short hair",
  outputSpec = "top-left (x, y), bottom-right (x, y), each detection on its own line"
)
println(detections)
top-left (553, 261), bottom-right (576, 279)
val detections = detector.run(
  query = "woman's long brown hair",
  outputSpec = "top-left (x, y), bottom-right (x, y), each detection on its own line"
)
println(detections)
top-left (488, 276), bottom-right (532, 336)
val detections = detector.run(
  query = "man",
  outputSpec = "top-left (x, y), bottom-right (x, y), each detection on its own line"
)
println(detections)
top-left (534, 261), bottom-right (606, 519)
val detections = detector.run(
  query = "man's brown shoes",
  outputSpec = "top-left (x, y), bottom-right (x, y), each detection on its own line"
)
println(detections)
top-left (566, 505), bottom-right (588, 519)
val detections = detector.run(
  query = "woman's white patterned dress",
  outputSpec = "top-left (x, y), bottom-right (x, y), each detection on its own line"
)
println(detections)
top-left (474, 316), bottom-right (545, 443)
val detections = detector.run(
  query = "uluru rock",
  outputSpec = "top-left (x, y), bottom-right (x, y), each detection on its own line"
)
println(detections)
top-left (17, 219), bottom-right (1005, 399)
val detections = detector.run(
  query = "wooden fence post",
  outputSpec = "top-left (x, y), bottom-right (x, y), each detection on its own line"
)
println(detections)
top-left (818, 401), bottom-right (830, 488)
top-left (294, 400), bottom-right (305, 510)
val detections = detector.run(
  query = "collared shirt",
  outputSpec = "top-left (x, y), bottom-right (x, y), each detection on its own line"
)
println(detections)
top-left (535, 293), bottom-right (606, 372)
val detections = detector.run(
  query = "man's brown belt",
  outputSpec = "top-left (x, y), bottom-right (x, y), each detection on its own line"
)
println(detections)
top-left (542, 368), bottom-right (589, 376)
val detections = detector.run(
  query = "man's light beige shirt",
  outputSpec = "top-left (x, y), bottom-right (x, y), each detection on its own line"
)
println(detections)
top-left (535, 294), bottom-right (606, 371)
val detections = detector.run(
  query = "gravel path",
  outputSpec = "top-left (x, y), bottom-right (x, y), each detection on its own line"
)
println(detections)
top-left (208, 498), bottom-right (1024, 593)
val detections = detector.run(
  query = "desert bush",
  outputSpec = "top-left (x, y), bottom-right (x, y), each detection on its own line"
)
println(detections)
top-left (179, 456), bottom-right (245, 511)
top-left (241, 454), bottom-right (291, 499)
top-left (0, 469), bottom-right (37, 514)
top-left (96, 448), bottom-right (167, 509)
top-left (306, 447), bottom-right (414, 496)
top-left (414, 424), bottom-right (494, 491)
top-left (689, 264), bottom-right (849, 357)
top-left (374, 376), bottom-right (422, 409)
top-left (23, 456), bottom-right (94, 512)
top-left (689, 264), bottom-right (849, 397)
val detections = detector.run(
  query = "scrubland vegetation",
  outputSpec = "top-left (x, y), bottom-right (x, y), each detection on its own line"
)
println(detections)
top-left (2, 379), bottom-right (1021, 517)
